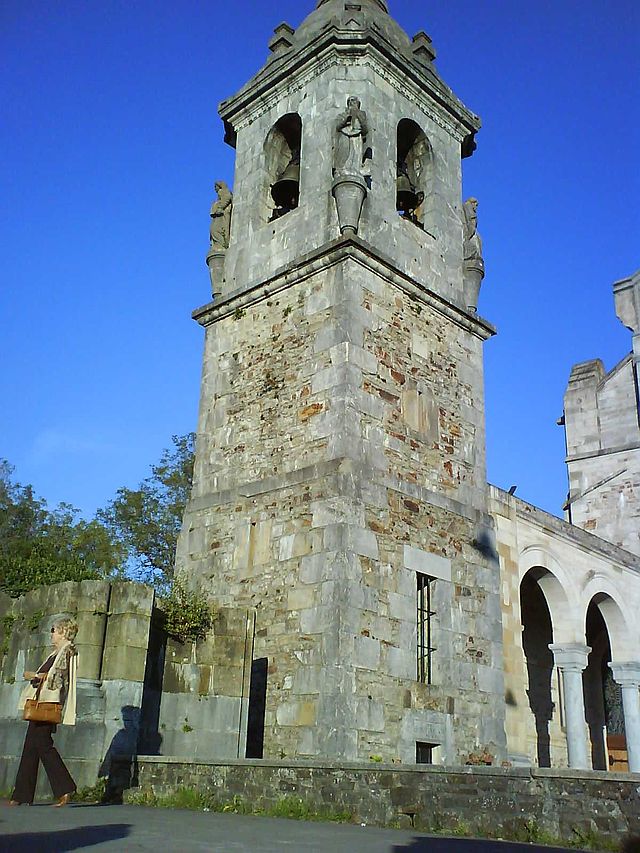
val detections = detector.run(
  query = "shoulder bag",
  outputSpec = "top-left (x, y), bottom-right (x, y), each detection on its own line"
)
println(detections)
top-left (23, 678), bottom-right (62, 725)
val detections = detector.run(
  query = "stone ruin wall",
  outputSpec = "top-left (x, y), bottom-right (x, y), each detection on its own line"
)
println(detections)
top-left (0, 579), bottom-right (153, 794)
top-left (0, 580), bottom-right (253, 797)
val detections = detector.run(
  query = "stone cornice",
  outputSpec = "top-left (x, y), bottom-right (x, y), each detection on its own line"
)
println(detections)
top-left (219, 25), bottom-right (480, 144)
top-left (187, 456), bottom-right (490, 527)
top-left (566, 440), bottom-right (640, 463)
top-left (489, 484), bottom-right (640, 572)
top-left (192, 234), bottom-right (496, 341)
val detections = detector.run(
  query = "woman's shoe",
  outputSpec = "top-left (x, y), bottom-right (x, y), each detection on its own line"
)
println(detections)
top-left (7, 800), bottom-right (21, 806)
top-left (52, 792), bottom-right (72, 807)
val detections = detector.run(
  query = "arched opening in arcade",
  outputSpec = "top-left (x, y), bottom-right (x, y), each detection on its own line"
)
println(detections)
top-left (584, 595), bottom-right (626, 771)
top-left (519, 568), bottom-right (556, 767)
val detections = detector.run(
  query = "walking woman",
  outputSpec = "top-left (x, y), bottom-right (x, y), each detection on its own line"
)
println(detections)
top-left (9, 617), bottom-right (78, 806)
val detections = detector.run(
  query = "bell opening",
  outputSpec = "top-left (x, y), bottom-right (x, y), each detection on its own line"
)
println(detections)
top-left (264, 114), bottom-right (302, 223)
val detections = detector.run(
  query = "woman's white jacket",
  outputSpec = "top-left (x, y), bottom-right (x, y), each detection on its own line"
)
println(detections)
top-left (18, 642), bottom-right (77, 726)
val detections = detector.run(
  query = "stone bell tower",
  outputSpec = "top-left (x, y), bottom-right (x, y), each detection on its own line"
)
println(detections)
top-left (178, 0), bottom-right (506, 764)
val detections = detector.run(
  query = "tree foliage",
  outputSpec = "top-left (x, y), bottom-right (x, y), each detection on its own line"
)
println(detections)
top-left (98, 434), bottom-right (195, 589)
top-left (0, 460), bottom-right (124, 598)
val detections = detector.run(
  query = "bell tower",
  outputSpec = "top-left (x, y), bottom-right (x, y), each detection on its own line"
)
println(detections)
top-left (179, 0), bottom-right (506, 764)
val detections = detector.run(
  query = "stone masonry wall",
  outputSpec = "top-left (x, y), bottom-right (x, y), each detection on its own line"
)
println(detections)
top-left (222, 51), bottom-right (469, 312)
top-left (178, 243), bottom-right (504, 765)
top-left (131, 757), bottom-right (640, 844)
top-left (158, 607), bottom-right (254, 761)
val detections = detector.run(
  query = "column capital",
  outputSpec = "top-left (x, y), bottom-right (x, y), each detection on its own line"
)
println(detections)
top-left (549, 643), bottom-right (591, 671)
top-left (609, 661), bottom-right (640, 687)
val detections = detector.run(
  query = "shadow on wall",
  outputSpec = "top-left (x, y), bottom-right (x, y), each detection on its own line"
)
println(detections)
top-left (2, 824), bottom-right (131, 853)
top-left (98, 706), bottom-right (161, 804)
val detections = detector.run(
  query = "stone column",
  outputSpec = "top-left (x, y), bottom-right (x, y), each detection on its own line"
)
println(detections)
top-left (609, 662), bottom-right (640, 773)
top-left (549, 643), bottom-right (591, 770)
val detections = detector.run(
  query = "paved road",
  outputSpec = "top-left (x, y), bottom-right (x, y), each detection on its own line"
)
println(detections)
top-left (0, 804), bottom-right (595, 852)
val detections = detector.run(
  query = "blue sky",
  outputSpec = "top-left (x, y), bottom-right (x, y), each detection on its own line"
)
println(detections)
top-left (1, 0), bottom-right (638, 519)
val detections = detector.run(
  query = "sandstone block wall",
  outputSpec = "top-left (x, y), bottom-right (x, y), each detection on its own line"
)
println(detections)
top-left (178, 242), bottom-right (505, 764)
top-left (158, 607), bottom-right (254, 761)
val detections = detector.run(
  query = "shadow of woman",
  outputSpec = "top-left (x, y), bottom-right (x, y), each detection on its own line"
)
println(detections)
top-left (98, 706), bottom-right (160, 804)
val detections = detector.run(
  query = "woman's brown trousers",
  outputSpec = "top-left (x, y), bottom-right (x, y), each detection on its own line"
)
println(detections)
top-left (12, 721), bottom-right (76, 804)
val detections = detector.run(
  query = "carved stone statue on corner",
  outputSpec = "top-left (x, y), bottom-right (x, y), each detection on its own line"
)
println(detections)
top-left (207, 181), bottom-right (233, 298)
top-left (332, 97), bottom-right (368, 235)
top-left (462, 197), bottom-right (485, 313)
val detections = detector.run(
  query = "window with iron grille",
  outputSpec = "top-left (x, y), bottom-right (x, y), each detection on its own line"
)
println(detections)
top-left (416, 741), bottom-right (436, 764)
top-left (417, 572), bottom-right (436, 684)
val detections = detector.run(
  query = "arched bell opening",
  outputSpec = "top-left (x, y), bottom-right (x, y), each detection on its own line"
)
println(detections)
top-left (264, 113), bottom-right (302, 223)
top-left (520, 568), bottom-right (555, 767)
top-left (396, 118), bottom-right (433, 232)
top-left (584, 596), bottom-right (625, 770)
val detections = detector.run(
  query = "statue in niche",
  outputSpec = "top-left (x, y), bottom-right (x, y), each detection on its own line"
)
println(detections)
top-left (462, 197), bottom-right (485, 313)
top-left (209, 181), bottom-right (233, 252)
top-left (334, 96), bottom-right (369, 178)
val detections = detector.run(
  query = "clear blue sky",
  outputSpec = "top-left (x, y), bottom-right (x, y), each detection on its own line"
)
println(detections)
top-left (1, 0), bottom-right (638, 519)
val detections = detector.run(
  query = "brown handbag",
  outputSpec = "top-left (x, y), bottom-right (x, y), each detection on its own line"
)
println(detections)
top-left (23, 680), bottom-right (62, 724)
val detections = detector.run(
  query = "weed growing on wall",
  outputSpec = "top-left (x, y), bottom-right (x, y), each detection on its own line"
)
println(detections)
top-left (158, 579), bottom-right (215, 643)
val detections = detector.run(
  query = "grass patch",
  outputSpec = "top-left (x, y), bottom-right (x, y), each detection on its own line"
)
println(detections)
top-left (72, 778), bottom-right (107, 804)
top-left (268, 796), bottom-right (351, 823)
top-left (123, 787), bottom-right (351, 823)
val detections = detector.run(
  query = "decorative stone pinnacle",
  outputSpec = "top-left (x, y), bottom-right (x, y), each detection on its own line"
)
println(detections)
top-left (269, 22), bottom-right (295, 53)
top-left (412, 31), bottom-right (437, 64)
top-left (317, 0), bottom-right (388, 12)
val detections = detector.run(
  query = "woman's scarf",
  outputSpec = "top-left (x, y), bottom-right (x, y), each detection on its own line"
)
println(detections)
top-left (61, 645), bottom-right (77, 726)
top-left (46, 641), bottom-right (78, 726)
top-left (19, 640), bottom-right (78, 725)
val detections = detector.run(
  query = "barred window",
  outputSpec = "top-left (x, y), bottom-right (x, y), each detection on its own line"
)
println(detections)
top-left (417, 572), bottom-right (436, 684)
top-left (416, 741), bottom-right (437, 764)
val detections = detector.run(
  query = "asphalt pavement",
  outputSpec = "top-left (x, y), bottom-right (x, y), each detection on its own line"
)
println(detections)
top-left (0, 803), bottom-right (597, 852)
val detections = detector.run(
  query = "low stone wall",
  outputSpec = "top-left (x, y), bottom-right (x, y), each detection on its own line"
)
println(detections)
top-left (131, 757), bottom-right (640, 844)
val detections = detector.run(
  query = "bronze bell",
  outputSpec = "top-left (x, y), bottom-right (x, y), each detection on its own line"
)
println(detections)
top-left (271, 160), bottom-right (300, 210)
top-left (396, 173), bottom-right (419, 214)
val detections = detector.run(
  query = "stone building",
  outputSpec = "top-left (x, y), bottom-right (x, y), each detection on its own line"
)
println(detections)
top-left (563, 269), bottom-right (640, 557)
top-left (177, 0), bottom-right (640, 774)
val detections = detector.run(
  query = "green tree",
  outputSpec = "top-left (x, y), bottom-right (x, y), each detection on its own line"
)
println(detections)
top-left (98, 434), bottom-right (195, 589)
top-left (0, 461), bottom-right (124, 598)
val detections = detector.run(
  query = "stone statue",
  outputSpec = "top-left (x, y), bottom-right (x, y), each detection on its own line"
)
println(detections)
top-left (462, 197), bottom-right (485, 313)
top-left (209, 181), bottom-right (233, 252)
top-left (334, 96), bottom-right (369, 178)
top-left (462, 197), bottom-right (483, 266)
top-left (207, 181), bottom-right (233, 298)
